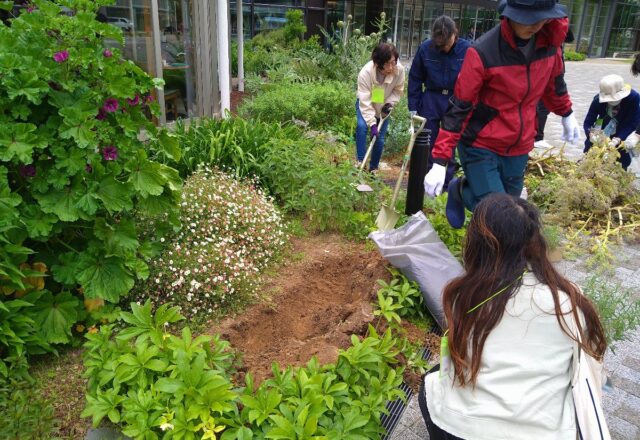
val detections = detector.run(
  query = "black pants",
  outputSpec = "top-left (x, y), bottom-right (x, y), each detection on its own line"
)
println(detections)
top-left (535, 101), bottom-right (550, 142)
top-left (418, 366), bottom-right (465, 440)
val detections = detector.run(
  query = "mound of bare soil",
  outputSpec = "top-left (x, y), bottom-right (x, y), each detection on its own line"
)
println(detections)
top-left (210, 233), bottom-right (391, 383)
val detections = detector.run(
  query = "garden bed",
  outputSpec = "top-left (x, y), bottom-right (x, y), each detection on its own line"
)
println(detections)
top-left (211, 233), bottom-right (389, 384)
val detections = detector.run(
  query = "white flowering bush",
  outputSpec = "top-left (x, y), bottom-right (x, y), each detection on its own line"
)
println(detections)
top-left (136, 168), bottom-right (287, 318)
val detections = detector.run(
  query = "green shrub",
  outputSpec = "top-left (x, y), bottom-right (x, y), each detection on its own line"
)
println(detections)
top-left (134, 168), bottom-right (287, 319)
top-left (172, 116), bottom-right (299, 178)
top-left (384, 94), bottom-right (412, 156)
top-left (283, 9), bottom-right (306, 43)
top-left (0, 0), bottom-right (182, 310)
top-left (82, 301), bottom-right (238, 438)
top-left (582, 275), bottom-right (640, 349)
top-left (375, 268), bottom-right (428, 324)
top-left (0, 376), bottom-right (58, 440)
top-left (83, 301), bottom-right (406, 439)
top-left (564, 50), bottom-right (586, 61)
top-left (258, 136), bottom-right (385, 237)
top-left (239, 81), bottom-right (353, 130)
top-left (423, 195), bottom-right (468, 260)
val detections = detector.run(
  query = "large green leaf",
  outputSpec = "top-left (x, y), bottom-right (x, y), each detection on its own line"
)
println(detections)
top-left (51, 251), bottom-right (82, 285)
top-left (77, 253), bottom-right (134, 302)
top-left (34, 184), bottom-right (82, 222)
top-left (97, 177), bottom-right (133, 212)
top-left (0, 122), bottom-right (46, 162)
top-left (128, 160), bottom-right (166, 197)
top-left (94, 217), bottom-right (139, 256)
top-left (23, 290), bottom-right (81, 344)
top-left (4, 71), bottom-right (49, 104)
top-left (0, 166), bottom-right (21, 228)
top-left (20, 204), bottom-right (57, 239)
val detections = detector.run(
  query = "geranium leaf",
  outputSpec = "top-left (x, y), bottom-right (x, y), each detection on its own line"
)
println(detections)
top-left (77, 253), bottom-right (134, 302)
top-left (24, 290), bottom-right (81, 345)
top-left (35, 185), bottom-right (82, 222)
top-left (128, 161), bottom-right (165, 197)
top-left (51, 252), bottom-right (82, 285)
top-left (20, 205), bottom-right (57, 239)
top-left (0, 123), bottom-right (46, 162)
top-left (97, 177), bottom-right (133, 212)
top-left (94, 217), bottom-right (139, 256)
top-left (0, 166), bottom-right (21, 228)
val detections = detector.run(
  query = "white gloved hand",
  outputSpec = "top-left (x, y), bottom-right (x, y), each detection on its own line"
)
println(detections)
top-left (409, 110), bottom-right (417, 118)
top-left (588, 131), bottom-right (598, 143)
top-left (625, 132), bottom-right (640, 148)
top-left (561, 113), bottom-right (580, 144)
top-left (424, 163), bottom-right (447, 197)
top-left (608, 137), bottom-right (621, 148)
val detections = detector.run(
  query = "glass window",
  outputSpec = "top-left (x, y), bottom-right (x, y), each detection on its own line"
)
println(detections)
top-left (103, 0), bottom-right (197, 121)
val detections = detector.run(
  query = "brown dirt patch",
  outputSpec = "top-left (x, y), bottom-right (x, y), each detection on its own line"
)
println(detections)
top-left (209, 233), bottom-right (391, 384)
top-left (31, 348), bottom-right (90, 440)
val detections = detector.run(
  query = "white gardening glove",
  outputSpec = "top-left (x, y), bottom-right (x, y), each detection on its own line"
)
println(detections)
top-left (608, 137), bottom-right (621, 148)
top-left (424, 163), bottom-right (446, 197)
top-left (409, 110), bottom-right (417, 118)
top-left (625, 132), bottom-right (640, 148)
top-left (561, 113), bottom-right (580, 144)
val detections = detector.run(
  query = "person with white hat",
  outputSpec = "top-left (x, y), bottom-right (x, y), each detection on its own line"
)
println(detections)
top-left (583, 74), bottom-right (640, 170)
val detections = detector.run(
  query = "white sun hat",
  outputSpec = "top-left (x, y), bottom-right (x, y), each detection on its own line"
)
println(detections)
top-left (599, 74), bottom-right (631, 103)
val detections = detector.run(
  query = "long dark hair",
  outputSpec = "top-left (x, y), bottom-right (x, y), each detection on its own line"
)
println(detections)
top-left (432, 15), bottom-right (457, 50)
top-left (443, 193), bottom-right (607, 386)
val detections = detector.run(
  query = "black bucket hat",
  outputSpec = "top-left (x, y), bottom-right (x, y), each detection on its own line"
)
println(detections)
top-left (499, 0), bottom-right (567, 25)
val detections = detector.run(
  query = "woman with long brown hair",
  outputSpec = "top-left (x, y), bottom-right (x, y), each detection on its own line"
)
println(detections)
top-left (419, 193), bottom-right (607, 439)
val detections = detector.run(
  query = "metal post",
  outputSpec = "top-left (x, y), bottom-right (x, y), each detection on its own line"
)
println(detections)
top-left (393, 0), bottom-right (400, 45)
top-left (587, 0), bottom-right (602, 57)
top-left (575, 0), bottom-right (589, 53)
top-left (217, 0), bottom-right (231, 116)
top-left (128, 0), bottom-right (138, 61)
top-left (237, 0), bottom-right (244, 92)
top-left (151, 0), bottom-right (166, 124)
top-left (181, 0), bottom-right (194, 116)
top-left (600, 0), bottom-right (617, 57)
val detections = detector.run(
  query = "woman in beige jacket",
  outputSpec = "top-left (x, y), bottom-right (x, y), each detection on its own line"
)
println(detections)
top-left (356, 42), bottom-right (404, 172)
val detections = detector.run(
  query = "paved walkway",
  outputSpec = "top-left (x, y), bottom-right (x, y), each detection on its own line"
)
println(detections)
top-left (390, 59), bottom-right (640, 440)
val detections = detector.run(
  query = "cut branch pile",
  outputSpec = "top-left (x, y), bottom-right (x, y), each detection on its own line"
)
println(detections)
top-left (526, 141), bottom-right (640, 265)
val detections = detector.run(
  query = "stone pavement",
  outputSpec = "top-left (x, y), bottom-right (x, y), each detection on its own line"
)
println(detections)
top-left (389, 59), bottom-right (640, 440)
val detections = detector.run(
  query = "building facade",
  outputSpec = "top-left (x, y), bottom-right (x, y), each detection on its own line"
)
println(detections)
top-left (231, 0), bottom-right (640, 59)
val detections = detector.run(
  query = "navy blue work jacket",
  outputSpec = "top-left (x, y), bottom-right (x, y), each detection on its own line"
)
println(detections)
top-left (408, 38), bottom-right (471, 121)
top-left (583, 88), bottom-right (640, 149)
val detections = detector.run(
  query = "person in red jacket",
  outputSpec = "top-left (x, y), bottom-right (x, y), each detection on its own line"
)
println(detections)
top-left (423, 0), bottom-right (580, 229)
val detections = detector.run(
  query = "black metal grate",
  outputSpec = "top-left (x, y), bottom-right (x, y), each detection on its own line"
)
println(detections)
top-left (380, 324), bottom-right (443, 440)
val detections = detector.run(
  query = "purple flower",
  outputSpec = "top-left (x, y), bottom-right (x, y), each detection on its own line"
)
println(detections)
top-left (102, 98), bottom-right (119, 113)
top-left (53, 50), bottom-right (69, 63)
top-left (85, 164), bottom-right (93, 173)
top-left (127, 95), bottom-right (140, 106)
top-left (96, 108), bottom-right (107, 120)
top-left (103, 49), bottom-right (113, 58)
top-left (27, 5), bottom-right (36, 13)
top-left (102, 146), bottom-right (118, 161)
top-left (145, 94), bottom-right (155, 104)
top-left (19, 164), bottom-right (36, 178)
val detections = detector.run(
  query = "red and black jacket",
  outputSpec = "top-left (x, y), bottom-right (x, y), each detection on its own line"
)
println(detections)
top-left (433, 18), bottom-right (573, 162)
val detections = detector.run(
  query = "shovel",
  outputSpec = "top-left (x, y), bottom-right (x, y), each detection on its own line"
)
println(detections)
top-left (356, 112), bottom-right (391, 192)
top-left (375, 114), bottom-right (427, 231)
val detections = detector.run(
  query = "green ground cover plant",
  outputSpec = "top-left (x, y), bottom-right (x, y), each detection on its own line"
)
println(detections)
top-left (582, 275), bottom-right (640, 350)
top-left (134, 168), bottom-right (287, 320)
top-left (83, 302), bottom-right (406, 440)
top-left (239, 80), bottom-right (354, 131)
top-left (0, 375), bottom-right (58, 440)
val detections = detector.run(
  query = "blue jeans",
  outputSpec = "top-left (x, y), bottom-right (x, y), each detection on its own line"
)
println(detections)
top-left (457, 142), bottom-right (529, 211)
top-left (356, 99), bottom-right (389, 171)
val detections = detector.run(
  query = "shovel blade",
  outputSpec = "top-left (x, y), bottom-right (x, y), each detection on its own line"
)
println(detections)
top-left (356, 183), bottom-right (374, 192)
top-left (376, 205), bottom-right (400, 231)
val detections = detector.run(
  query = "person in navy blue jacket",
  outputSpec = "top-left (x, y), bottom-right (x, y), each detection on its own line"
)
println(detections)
top-left (583, 74), bottom-right (640, 171)
top-left (405, 16), bottom-right (470, 215)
